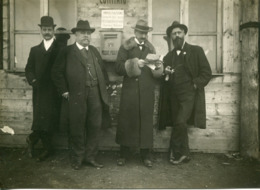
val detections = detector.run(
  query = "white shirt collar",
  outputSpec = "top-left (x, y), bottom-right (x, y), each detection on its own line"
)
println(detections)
top-left (134, 38), bottom-right (144, 45)
top-left (76, 42), bottom-right (89, 50)
top-left (43, 37), bottom-right (54, 51)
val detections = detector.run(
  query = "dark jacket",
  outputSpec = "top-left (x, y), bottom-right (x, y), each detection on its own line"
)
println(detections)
top-left (115, 37), bottom-right (163, 148)
top-left (51, 43), bottom-right (111, 134)
top-left (158, 42), bottom-right (212, 129)
top-left (25, 40), bottom-right (61, 131)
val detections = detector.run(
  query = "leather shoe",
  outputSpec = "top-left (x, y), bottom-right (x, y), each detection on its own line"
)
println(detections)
top-left (36, 150), bottom-right (50, 162)
top-left (85, 160), bottom-right (104, 168)
top-left (170, 155), bottom-right (191, 165)
top-left (143, 159), bottom-right (153, 167)
top-left (117, 158), bottom-right (126, 166)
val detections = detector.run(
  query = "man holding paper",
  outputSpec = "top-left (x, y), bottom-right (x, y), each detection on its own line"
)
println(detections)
top-left (115, 19), bottom-right (163, 167)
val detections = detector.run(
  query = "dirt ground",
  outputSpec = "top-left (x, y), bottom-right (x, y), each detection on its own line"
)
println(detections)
top-left (0, 148), bottom-right (260, 189)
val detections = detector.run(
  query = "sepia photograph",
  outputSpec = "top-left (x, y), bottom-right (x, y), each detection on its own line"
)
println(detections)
top-left (0, 0), bottom-right (260, 188)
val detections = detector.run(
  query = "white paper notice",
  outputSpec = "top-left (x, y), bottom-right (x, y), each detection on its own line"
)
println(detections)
top-left (101, 10), bottom-right (124, 28)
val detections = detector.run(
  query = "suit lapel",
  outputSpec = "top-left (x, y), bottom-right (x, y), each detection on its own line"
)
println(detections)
top-left (72, 43), bottom-right (87, 68)
top-left (183, 42), bottom-right (191, 64)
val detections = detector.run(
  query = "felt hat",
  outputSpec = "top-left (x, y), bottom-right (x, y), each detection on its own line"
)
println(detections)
top-left (38, 16), bottom-right (56, 27)
top-left (71, 20), bottom-right (95, 33)
top-left (166, 21), bottom-right (188, 37)
top-left (132, 19), bottom-right (153, 32)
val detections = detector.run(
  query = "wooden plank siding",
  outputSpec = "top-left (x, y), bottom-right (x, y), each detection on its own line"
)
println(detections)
top-left (0, 0), bottom-right (242, 153)
top-left (0, 71), bottom-right (241, 153)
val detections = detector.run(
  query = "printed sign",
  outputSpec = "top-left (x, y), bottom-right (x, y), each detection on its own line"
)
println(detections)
top-left (101, 10), bottom-right (124, 28)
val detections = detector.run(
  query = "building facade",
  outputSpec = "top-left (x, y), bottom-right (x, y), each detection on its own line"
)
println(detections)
top-left (0, 0), bottom-right (258, 155)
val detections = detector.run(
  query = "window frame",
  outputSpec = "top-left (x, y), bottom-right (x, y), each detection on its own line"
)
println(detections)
top-left (148, 0), bottom-right (223, 74)
top-left (9, 0), bottom-right (76, 72)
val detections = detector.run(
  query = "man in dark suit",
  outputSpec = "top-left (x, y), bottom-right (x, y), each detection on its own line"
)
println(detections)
top-left (115, 19), bottom-right (163, 168)
top-left (51, 20), bottom-right (110, 170)
top-left (25, 16), bottom-right (60, 161)
top-left (159, 21), bottom-right (212, 165)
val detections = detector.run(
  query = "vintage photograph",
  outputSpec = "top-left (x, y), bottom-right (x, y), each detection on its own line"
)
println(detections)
top-left (0, 0), bottom-right (260, 188)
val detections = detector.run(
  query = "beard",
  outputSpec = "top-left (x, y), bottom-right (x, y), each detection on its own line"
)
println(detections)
top-left (172, 37), bottom-right (184, 50)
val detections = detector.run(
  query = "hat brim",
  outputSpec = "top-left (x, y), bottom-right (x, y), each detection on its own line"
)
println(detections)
top-left (38, 24), bottom-right (56, 27)
top-left (131, 26), bottom-right (153, 32)
top-left (166, 24), bottom-right (188, 37)
top-left (71, 27), bottom-right (95, 34)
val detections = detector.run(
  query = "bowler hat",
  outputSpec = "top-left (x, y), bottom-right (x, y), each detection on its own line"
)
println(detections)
top-left (71, 20), bottom-right (95, 34)
top-left (131, 19), bottom-right (153, 33)
top-left (166, 21), bottom-right (188, 37)
top-left (38, 16), bottom-right (56, 27)
top-left (55, 27), bottom-right (70, 40)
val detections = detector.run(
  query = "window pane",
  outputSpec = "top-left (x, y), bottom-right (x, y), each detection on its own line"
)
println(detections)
top-left (152, 35), bottom-right (169, 57)
top-left (188, 36), bottom-right (217, 72)
top-left (15, 0), bottom-right (40, 30)
top-left (15, 34), bottom-right (42, 69)
top-left (189, 0), bottom-right (217, 33)
top-left (152, 0), bottom-right (180, 33)
top-left (49, 0), bottom-right (77, 30)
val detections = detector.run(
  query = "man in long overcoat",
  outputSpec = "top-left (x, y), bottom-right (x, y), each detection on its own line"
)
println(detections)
top-left (25, 16), bottom-right (60, 161)
top-left (115, 19), bottom-right (163, 167)
top-left (158, 21), bottom-right (212, 165)
top-left (51, 20), bottom-right (110, 170)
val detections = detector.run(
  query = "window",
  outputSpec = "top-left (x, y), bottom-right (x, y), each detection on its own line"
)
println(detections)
top-left (9, 0), bottom-right (76, 71)
top-left (151, 0), bottom-right (222, 73)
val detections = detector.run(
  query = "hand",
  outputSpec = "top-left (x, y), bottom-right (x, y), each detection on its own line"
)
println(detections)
top-left (137, 59), bottom-right (146, 68)
top-left (31, 79), bottom-right (37, 88)
top-left (165, 66), bottom-right (174, 75)
top-left (154, 60), bottom-right (163, 70)
top-left (62, 92), bottom-right (69, 100)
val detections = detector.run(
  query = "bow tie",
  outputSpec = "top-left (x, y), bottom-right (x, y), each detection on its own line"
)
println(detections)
top-left (137, 44), bottom-right (144, 50)
top-left (176, 50), bottom-right (181, 55)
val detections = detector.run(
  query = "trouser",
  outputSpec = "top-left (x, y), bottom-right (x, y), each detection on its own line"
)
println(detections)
top-left (70, 86), bottom-right (102, 163)
top-left (120, 145), bottom-right (151, 160)
top-left (169, 82), bottom-right (195, 158)
top-left (28, 130), bottom-right (52, 152)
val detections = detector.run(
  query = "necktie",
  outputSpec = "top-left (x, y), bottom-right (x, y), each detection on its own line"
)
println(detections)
top-left (81, 48), bottom-right (88, 59)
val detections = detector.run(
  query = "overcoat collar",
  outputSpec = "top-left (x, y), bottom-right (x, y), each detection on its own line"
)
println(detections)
top-left (123, 37), bottom-right (156, 54)
top-left (72, 43), bottom-right (88, 68)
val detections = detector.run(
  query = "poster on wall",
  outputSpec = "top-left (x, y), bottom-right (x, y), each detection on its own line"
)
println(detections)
top-left (101, 9), bottom-right (124, 28)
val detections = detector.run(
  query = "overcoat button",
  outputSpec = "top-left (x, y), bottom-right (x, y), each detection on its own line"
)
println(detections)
top-left (136, 78), bottom-right (138, 81)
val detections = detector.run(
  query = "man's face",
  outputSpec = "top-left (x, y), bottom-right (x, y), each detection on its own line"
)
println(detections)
top-left (171, 27), bottom-right (185, 50)
top-left (41, 26), bottom-right (54, 41)
top-left (75, 30), bottom-right (91, 47)
top-left (134, 30), bottom-right (148, 43)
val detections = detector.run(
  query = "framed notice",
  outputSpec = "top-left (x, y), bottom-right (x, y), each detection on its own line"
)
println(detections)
top-left (101, 10), bottom-right (124, 28)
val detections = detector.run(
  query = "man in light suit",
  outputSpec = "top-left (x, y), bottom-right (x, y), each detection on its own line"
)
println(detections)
top-left (52, 20), bottom-right (110, 170)
top-left (25, 16), bottom-right (60, 161)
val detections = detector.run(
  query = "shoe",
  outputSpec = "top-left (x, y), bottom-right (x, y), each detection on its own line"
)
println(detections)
top-left (36, 150), bottom-right (50, 162)
top-left (117, 158), bottom-right (126, 166)
top-left (143, 159), bottom-right (153, 167)
top-left (170, 155), bottom-right (191, 165)
top-left (85, 160), bottom-right (104, 168)
top-left (71, 161), bottom-right (81, 170)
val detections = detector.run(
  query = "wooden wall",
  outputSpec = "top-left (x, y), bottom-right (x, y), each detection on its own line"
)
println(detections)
top-left (0, 71), bottom-right (241, 153)
top-left (0, 0), bottom-right (242, 153)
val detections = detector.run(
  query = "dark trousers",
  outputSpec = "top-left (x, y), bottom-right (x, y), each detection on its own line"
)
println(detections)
top-left (120, 145), bottom-right (151, 160)
top-left (28, 130), bottom-right (52, 152)
top-left (169, 82), bottom-right (195, 158)
top-left (70, 86), bottom-right (102, 163)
